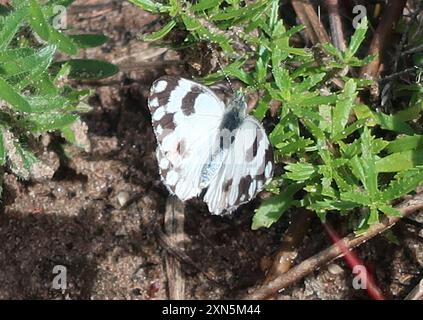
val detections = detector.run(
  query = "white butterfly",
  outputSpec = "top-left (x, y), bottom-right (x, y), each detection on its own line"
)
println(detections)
top-left (148, 76), bottom-right (274, 215)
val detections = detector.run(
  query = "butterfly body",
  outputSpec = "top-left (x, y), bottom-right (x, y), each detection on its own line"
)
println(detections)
top-left (148, 76), bottom-right (274, 215)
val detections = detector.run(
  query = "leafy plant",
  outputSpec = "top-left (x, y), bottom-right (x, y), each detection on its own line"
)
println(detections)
top-left (131, 0), bottom-right (423, 231)
top-left (0, 0), bottom-right (118, 193)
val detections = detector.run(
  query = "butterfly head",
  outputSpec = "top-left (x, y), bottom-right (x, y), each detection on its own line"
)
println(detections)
top-left (227, 91), bottom-right (247, 115)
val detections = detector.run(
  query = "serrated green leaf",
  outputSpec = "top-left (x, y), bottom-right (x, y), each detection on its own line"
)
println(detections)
top-left (386, 135), bottom-right (423, 154)
top-left (26, 113), bottom-right (79, 132)
top-left (0, 5), bottom-right (28, 50)
top-left (284, 163), bottom-right (317, 181)
top-left (382, 167), bottom-right (423, 200)
top-left (69, 34), bottom-right (109, 48)
top-left (374, 112), bottom-right (415, 135)
top-left (253, 93), bottom-right (271, 121)
top-left (341, 190), bottom-right (371, 205)
top-left (376, 149), bottom-right (423, 172)
top-left (0, 45), bottom-right (56, 80)
top-left (0, 76), bottom-right (31, 112)
top-left (54, 59), bottom-right (119, 80)
top-left (378, 205), bottom-right (401, 217)
top-left (211, 1), bottom-right (266, 22)
top-left (28, 95), bottom-right (67, 113)
top-left (49, 27), bottom-right (78, 54)
top-left (276, 137), bottom-right (313, 155)
top-left (252, 183), bottom-right (303, 230)
top-left (29, 0), bottom-right (50, 40)
top-left (192, 0), bottom-right (222, 12)
top-left (181, 14), bottom-right (201, 31)
top-left (360, 127), bottom-right (378, 196)
top-left (309, 199), bottom-right (359, 211)
top-left (368, 207), bottom-right (379, 225)
top-left (346, 17), bottom-right (367, 58)
top-left (144, 20), bottom-right (176, 41)
top-left (225, 63), bottom-right (254, 85)
top-left (128, 0), bottom-right (166, 12)
top-left (332, 79), bottom-right (357, 138)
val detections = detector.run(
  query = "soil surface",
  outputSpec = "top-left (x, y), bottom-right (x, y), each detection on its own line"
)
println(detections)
top-left (0, 0), bottom-right (422, 300)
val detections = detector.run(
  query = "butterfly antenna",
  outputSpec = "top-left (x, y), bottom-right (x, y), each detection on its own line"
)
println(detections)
top-left (206, 42), bottom-right (235, 94)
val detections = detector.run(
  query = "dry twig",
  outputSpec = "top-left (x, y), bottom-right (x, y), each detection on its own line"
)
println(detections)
top-left (156, 223), bottom-right (220, 284)
top-left (291, 0), bottom-right (330, 45)
top-left (325, 0), bottom-right (346, 51)
top-left (163, 197), bottom-right (186, 300)
top-left (359, 0), bottom-right (408, 80)
top-left (263, 210), bottom-right (312, 285)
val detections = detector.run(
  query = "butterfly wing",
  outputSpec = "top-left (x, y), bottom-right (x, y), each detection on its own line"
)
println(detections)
top-left (148, 76), bottom-right (225, 200)
top-left (203, 116), bottom-right (274, 215)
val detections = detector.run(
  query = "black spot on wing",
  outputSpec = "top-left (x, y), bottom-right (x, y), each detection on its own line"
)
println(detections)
top-left (148, 76), bottom-right (179, 112)
top-left (154, 112), bottom-right (175, 130)
top-left (236, 175), bottom-right (253, 204)
top-left (181, 85), bottom-right (205, 116)
top-left (176, 139), bottom-right (186, 155)
top-left (223, 178), bottom-right (233, 193)
top-left (246, 136), bottom-right (258, 162)
top-left (153, 112), bottom-right (176, 142)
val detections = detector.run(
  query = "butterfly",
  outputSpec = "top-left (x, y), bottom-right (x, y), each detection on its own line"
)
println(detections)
top-left (148, 76), bottom-right (274, 215)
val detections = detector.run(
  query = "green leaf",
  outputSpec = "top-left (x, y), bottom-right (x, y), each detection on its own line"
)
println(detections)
top-left (253, 93), bottom-right (271, 121)
top-left (378, 205), bottom-right (401, 217)
top-left (386, 135), bottom-right (423, 154)
top-left (374, 112), bottom-right (415, 135)
top-left (332, 79), bottom-right (357, 138)
top-left (346, 17), bottom-right (367, 58)
top-left (181, 14), bottom-right (201, 31)
top-left (69, 34), bottom-right (109, 48)
top-left (368, 207), bottom-right (379, 225)
top-left (143, 20), bottom-right (176, 41)
top-left (54, 59), bottom-right (119, 80)
top-left (376, 149), bottom-right (423, 172)
top-left (0, 76), bottom-right (31, 112)
top-left (284, 163), bottom-right (317, 181)
top-left (0, 5), bottom-right (28, 50)
top-left (354, 104), bottom-right (415, 134)
top-left (192, 0), bottom-right (222, 12)
top-left (225, 62), bottom-right (254, 85)
top-left (49, 27), bottom-right (78, 54)
top-left (341, 190), bottom-right (371, 206)
top-left (252, 183), bottom-right (303, 230)
top-left (358, 127), bottom-right (378, 197)
top-left (26, 113), bottom-right (79, 132)
top-left (382, 167), bottom-right (423, 201)
top-left (211, 1), bottom-right (266, 22)
top-left (29, 0), bottom-right (50, 40)
top-left (27, 95), bottom-right (67, 113)
top-left (0, 45), bottom-right (56, 80)
top-left (309, 199), bottom-right (359, 211)
top-left (128, 0), bottom-right (166, 12)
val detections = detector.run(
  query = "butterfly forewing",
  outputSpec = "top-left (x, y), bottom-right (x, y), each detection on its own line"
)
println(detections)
top-left (148, 76), bottom-right (225, 200)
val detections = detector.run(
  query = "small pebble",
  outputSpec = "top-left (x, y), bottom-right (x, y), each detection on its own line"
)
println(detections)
top-left (328, 263), bottom-right (344, 275)
top-left (117, 191), bottom-right (130, 207)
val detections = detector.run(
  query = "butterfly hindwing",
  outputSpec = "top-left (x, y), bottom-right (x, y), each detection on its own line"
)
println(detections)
top-left (203, 117), bottom-right (274, 215)
top-left (149, 76), bottom-right (225, 200)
